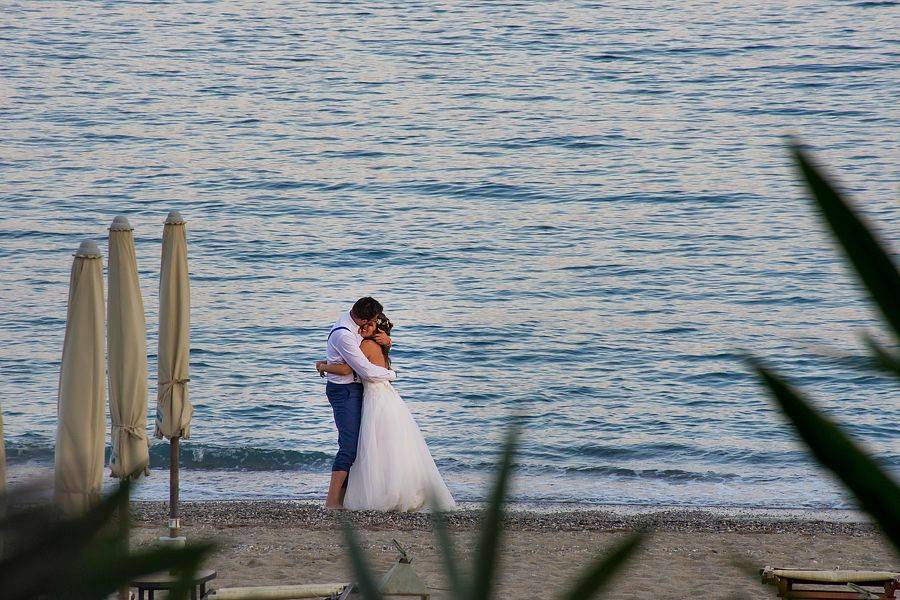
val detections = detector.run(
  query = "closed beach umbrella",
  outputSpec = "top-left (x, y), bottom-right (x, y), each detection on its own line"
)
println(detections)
top-left (155, 210), bottom-right (192, 538)
top-left (54, 240), bottom-right (106, 514)
top-left (0, 402), bottom-right (5, 494)
top-left (108, 216), bottom-right (150, 479)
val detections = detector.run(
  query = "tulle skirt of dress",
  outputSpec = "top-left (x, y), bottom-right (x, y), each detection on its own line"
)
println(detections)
top-left (343, 381), bottom-right (456, 512)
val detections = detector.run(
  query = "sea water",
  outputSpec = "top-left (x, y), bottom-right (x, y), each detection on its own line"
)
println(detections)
top-left (1, 0), bottom-right (898, 508)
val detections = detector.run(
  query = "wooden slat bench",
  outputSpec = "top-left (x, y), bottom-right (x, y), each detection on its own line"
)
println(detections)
top-left (761, 567), bottom-right (900, 599)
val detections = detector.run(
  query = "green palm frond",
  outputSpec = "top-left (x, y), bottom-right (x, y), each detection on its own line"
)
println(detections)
top-left (471, 424), bottom-right (519, 600)
top-left (793, 144), bottom-right (900, 344)
top-left (0, 480), bottom-right (214, 600)
top-left (863, 334), bottom-right (900, 378)
top-left (431, 507), bottom-right (469, 600)
top-left (558, 533), bottom-right (644, 600)
top-left (750, 359), bottom-right (900, 551)
top-left (341, 519), bottom-right (382, 600)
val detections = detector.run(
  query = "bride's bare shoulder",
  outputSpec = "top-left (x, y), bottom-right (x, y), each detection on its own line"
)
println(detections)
top-left (360, 338), bottom-right (387, 367)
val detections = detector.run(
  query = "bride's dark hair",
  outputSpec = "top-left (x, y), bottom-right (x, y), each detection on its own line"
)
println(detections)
top-left (373, 313), bottom-right (393, 368)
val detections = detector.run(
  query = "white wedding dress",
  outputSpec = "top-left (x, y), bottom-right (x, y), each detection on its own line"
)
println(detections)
top-left (343, 381), bottom-right (456, 512)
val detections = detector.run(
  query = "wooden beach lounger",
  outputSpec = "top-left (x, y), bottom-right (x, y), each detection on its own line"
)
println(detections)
top-left (210, 583), bottom-right (351, 599)
top-left (761, 566), bottom-right (900, 599)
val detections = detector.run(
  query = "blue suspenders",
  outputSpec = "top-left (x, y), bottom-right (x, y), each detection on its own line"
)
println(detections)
top-left (327, 326), bottom-right (358, 381)
top-left (327, 326), bottom-right (351, 340)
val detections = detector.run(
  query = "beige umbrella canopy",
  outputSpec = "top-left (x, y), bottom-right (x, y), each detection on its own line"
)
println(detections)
top-left (108, 216), bottom-right (150, 479)
top-left (155, 211), bottom-right (192, 441)
top-left (156, 210), bottom-right (192, 539)
top-left (54, 240), bottom-right (106, 514)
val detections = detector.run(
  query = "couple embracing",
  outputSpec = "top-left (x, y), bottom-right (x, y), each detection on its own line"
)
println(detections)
top-left (315, 297), bottom-right (456, 512)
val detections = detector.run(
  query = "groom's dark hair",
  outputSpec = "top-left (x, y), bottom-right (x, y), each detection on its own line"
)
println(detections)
top-left (351, 297), bottom-right (383, 321)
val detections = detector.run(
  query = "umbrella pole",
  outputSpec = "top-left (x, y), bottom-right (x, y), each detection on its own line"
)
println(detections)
top-left (169, 436), bottom-right (179, 538)
top-left (119, 482), bottom-right (130, 600)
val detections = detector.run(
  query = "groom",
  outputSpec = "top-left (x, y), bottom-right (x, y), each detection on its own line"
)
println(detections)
top-left (323, 296), bottom-right (396, 509)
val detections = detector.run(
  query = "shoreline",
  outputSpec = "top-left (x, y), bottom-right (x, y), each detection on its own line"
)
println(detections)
top-left (130, 500), bottom-right (875, 534)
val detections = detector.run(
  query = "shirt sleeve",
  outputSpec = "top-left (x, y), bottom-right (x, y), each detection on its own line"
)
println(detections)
top-left (333, 330), bottom-right (397, 382)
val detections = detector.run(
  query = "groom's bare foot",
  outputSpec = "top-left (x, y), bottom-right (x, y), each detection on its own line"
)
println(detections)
top-left (324, 502), bottom-right (344, 510)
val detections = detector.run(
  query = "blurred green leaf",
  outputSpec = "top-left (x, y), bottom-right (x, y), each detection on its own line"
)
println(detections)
top-left (750, 358), bottom-right (900, 551)
top-left (431, 508), bottom-right (468, 600)
top-left (0, 482), bottom-right (132, 598)
top-left (792, 145), bottom-right (900, 342)
top-left (158, 553), bottom-right (209, 600)
top-left (62, 539), bottom-right (212, 600)
top-left (558, 532), bottom-right (643, 600)
top-left (863, 334), bottom-right (900, 378)
top-left (471, 424), bottom-right (519, 600)
top-left (727, 553), bottom-right (761, 581)
top-left (0, 480), bottom-right (213, 600)
top-left (342, 519), bottom-right (382, 600)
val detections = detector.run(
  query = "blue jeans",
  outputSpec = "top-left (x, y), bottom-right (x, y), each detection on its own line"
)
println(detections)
top-left (326, 381), bottom-right (363, 472)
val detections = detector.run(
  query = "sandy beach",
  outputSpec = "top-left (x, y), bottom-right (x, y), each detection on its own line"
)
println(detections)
top-left (129, 502), bottom-right (898, 599)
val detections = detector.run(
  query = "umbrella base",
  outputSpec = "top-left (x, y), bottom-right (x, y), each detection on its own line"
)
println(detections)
top-left (158, 535), bottom-right (186, 548)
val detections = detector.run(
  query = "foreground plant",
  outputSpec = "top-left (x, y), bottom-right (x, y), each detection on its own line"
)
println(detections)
top-left (343, 425), bottom-right (644, 600)
top-left (0, 479), bottom-right (214, 600)
top-left (750, 144), bottom-right (900, 552)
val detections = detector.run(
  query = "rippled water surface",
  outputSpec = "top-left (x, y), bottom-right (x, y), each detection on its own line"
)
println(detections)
top-left (1, 1), bottom-right (899, 508)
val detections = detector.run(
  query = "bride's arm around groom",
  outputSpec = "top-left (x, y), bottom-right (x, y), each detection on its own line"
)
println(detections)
top-left (324, 328), bottom-right (396, 381)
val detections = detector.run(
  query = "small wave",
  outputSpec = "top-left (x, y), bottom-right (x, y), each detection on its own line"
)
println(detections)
top-left (564, 465), bottom-right (741, 483)
top-left (5, 441), bottom-right (333, 472)
top-left (488, 134), bottom-right (621, 151)
top-left (402, 180), bottom-right (554, 203)
top-left (438, 455), bottom-right (746, 484)
top-left (158, 445), bottom-right (333, 471)
top-left (560, 443), bottom-right (809, 468)
top-left (649, 326), bottom-right (700, 335)
top-left (584, 53), bottom-right (635, 62)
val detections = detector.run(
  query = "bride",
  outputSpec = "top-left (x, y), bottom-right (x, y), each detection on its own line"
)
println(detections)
top-left (316, 314), bottom-right (456, 512)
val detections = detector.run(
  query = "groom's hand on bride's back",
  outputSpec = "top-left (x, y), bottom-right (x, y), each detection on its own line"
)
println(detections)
top-left (373, 331), bottom-right (392, 348)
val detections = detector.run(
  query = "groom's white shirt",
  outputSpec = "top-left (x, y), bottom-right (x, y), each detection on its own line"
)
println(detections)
top-left (326, 311), bottom-right (396, 384)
